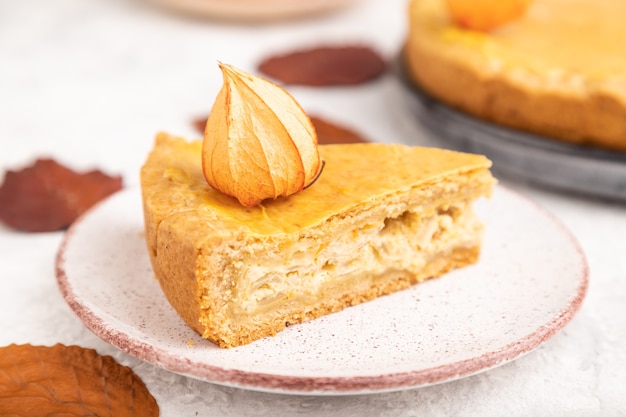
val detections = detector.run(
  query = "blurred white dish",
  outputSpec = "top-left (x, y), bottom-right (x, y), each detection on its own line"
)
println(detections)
top-left (148, 0), bottom-right (362, 21)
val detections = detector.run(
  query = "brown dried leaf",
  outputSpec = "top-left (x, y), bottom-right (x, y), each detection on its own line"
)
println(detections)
top-left (192, 116), bottom-right (208, 136)
top-left (309, 115), bottom-right (369, 144)
top-left (194, 114), bottom-right (368, 145)
top-left (257, 45), bottom-right (387, 86)
top-left (0, 159), bottom-right (123, 232)
top-left (0, 344), bottom-right (159, 416)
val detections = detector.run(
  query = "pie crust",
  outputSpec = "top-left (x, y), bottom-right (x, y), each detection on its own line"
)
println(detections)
top-left (404, 0), bottom-right (626, 151)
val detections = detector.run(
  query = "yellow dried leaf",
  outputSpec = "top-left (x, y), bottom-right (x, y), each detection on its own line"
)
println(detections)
top-left (202, 63), bottom-right (322, 207)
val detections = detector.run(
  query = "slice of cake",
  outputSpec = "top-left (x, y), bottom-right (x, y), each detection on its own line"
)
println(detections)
top-left (140, 133), bottom-right (495, 348)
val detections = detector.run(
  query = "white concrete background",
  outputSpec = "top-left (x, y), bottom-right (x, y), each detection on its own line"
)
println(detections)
top-left (1, 0), bottom-right (625, 415)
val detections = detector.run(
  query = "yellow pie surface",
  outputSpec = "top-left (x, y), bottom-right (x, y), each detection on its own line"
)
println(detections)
top-left (141, 132), bottom-right (495, 347)
top-left (405, 0), bottom-right (626, 151)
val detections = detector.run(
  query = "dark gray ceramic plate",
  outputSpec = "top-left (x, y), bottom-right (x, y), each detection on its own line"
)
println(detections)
top-left (399, 72), bottom-right (626, 202)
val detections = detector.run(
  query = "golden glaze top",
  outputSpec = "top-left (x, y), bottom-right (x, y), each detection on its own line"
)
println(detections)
top-left (410, 0), bottom-right (626, 81)
top-left (141, 133), bottom-right (492, 236)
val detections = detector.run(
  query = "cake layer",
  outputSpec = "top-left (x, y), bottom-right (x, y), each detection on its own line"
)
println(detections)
top-left (404, 0), bottom-right (626, 151)
top-left (141, 133), bottom-right (495, 347)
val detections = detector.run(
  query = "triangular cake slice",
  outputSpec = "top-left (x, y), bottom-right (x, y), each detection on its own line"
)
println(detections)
top-left (141, 132), bottom-right (496, 348)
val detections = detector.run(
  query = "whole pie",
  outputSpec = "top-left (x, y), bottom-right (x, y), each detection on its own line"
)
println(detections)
top-left (404, 0), bottom-right (626, 151)
top-left (140, 133), bottom-right (495, 348)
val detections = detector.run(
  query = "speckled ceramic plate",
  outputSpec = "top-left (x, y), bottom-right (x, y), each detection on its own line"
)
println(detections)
top-left (56, 186), bottom-right (587, 395)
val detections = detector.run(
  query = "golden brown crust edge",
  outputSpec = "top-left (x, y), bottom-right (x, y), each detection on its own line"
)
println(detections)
top-left (403, 37), bottom-right (626, 152)
top-left (143, 200), bottom-right (207, 338)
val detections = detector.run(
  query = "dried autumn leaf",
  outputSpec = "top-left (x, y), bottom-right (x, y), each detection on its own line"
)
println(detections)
top-left (445, 0), bottom-right (532, 31)
top-left (0, 344), bottom-right (159, 416)
top-left (193, 115), bottom-right (209, 136)
top-left (309, 115), bottom-right (369, 144)
top-left (202, 63), bottom-right (322, 207)
top-left (0, 158), bottom-right (123, 232)
top-left (194, 114), bottom-right (369, 144)
top-left (257, 45), bottom-right (387, 86)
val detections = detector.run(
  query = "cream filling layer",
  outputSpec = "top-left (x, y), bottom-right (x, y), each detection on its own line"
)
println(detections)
top-left (229, 202), bottom-right (481, 314)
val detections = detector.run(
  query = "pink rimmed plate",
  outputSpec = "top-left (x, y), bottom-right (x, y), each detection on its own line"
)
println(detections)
top-left (56, 185), bottom-right (587, 395)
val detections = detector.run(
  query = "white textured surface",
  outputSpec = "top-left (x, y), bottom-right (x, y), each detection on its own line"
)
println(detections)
top-left (1, 0), bottom-right (625, 415)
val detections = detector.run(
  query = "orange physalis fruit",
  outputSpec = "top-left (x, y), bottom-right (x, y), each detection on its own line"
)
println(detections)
top-left (202, 63), bottom-right (322, 207)
top-left (445, 0), bottom-right (532, 31)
